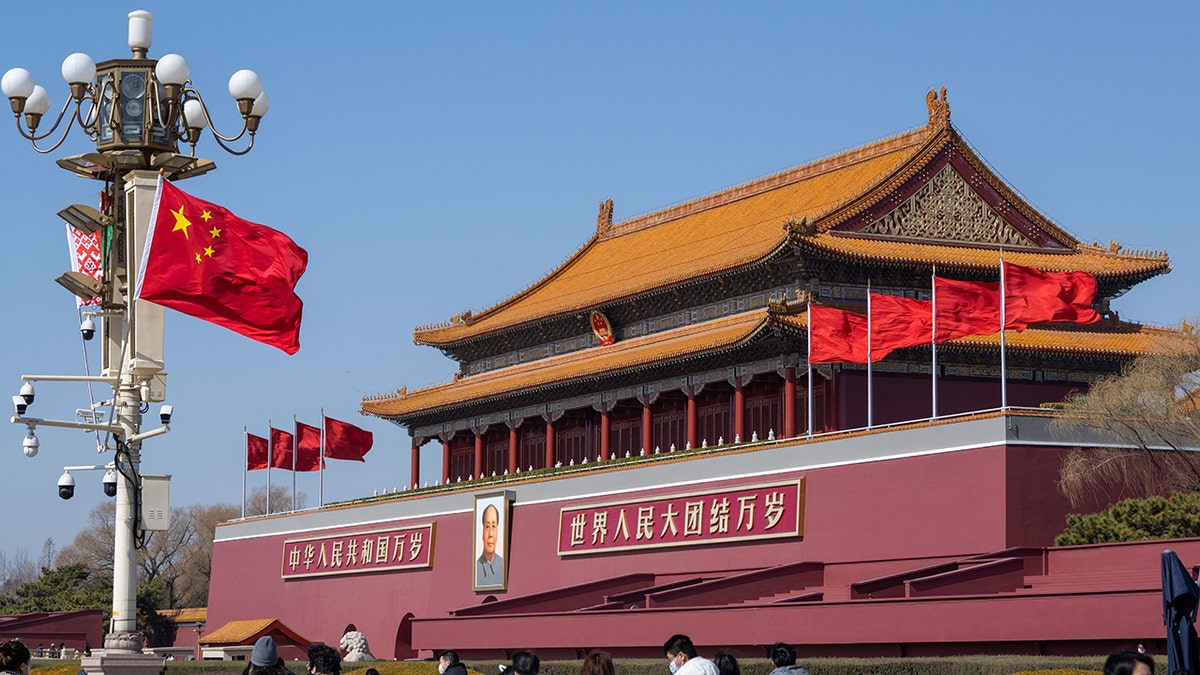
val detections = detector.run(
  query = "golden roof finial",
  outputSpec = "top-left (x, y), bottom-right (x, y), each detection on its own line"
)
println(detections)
top-left (926, 87), bottom-right (950, 129)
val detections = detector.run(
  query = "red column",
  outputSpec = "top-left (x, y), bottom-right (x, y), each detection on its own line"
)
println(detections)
top-left (642, 399), bottom-right (653, 453)
top-left (544, 418), bottom-right (556, 468)
top-left (686, 389), bottom-right (698, 449)
top-left (410, 438), bottom-right (421, 488)
top-left (733, 380), bottom-right (745, 443)
top-left (599, 406), bottom-right (611, 461)
top-left (441, 439), bottom-right (450, 485)
top-left (784, 366), bottom-right (797, 438)
top-left (508, 425), bottom-right (518, 475)
top-left (474, 431), bottom-right (485, 479)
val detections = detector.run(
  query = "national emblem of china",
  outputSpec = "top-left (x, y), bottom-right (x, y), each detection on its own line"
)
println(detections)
top-left (590, 311), bottom-right (616, 346)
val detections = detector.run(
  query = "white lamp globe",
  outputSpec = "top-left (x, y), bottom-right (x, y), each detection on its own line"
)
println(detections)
top-left (182, 98), bottom-right (207, 130)
top-left (25, 85), bottom-right (50, 115)
top-left (250, 91), bottom-right (269, 117)
top-left (61, 53), bottom-right (96, 85)
top-left (155, 53), bottom-right (189, 86)
top-left (227, 69), bottom-right (262, 101)
top-left (1, 68), bottom-right (35, 99)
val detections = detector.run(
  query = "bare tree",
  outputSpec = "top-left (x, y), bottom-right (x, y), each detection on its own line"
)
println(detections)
top-left (1054, 323), bottom-right (1200, 506)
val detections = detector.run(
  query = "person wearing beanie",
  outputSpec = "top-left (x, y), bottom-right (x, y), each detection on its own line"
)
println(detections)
top-left (242, 636), bottom-right (287, 675)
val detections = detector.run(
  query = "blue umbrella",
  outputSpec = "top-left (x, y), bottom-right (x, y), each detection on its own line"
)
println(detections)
top-left (1163, 549), bottom-right (1200, 675)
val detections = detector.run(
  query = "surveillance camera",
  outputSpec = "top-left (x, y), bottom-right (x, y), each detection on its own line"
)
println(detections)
top-left (12, 395), bottom-right (26, 416)
top-left (159, 404), bottom-right (173, 426)
top-left (57, 471), bottom-right (75, 500)
top-left (80, 317), bottom-right (96, 341)
top-left (19, 382), bottom-right (34, 406)
top-left (22, 432), bottom-right (38, 458)
top-left (102, 469), bottom-right (117, 498)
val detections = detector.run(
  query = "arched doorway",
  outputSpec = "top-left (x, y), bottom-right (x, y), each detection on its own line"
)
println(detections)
top-left (393, 613), bottom-right (415, 660)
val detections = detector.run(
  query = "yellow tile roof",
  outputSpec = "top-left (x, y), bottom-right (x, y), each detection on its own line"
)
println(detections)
top-left (946, 322), bottom-right (1172, 357)
top-left (198, 618), bottom-right (275, 644)
top-left (160, 607), bottom-right (206, 624)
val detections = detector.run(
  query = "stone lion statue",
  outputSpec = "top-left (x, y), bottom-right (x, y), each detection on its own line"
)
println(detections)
top-left (340, 631), bottom-right (375, 662)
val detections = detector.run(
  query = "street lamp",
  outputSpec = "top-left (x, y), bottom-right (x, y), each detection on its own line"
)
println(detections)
top-left (3, 10), bottom-right (266, 675)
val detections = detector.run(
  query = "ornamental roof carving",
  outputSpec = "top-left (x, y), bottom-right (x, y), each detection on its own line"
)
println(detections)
top-left (412, 89), bottom-right (1169, 348)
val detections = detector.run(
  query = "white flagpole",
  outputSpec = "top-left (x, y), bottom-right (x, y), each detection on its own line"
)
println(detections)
top-left (867, 281), bottom-right (873, 429)
top-left (931, 268), bottom-right (938, 419)
top-left (999, 258), bottom-right (1008, 409)
top-left (807, 302), bottom-right (814, 437)
top-left (319, 407), bottom-right (326, 508)
top-left (266, 419), bottom-right (272, 516)
top-left (292, 414), bottom-right (298, 512)
top-left (242, 426), bottom-right (247, 519)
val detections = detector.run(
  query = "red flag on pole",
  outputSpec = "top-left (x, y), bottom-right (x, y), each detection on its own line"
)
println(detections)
top-left (1002, 261), bottom-right (1100, 329)
top-left (270, 427), bottom-right (295, 470)
top-left (808, 305), bottom-right (869, 364)
top-left (934, 277), bottom-right (1002, 341)
top-left (869, 293), bottom-right (932, 361)
top-left (247, 433), bottom-right (268, 471)
top-left (135, 177), bottom-right (309, 354)
top-left (295, 422), bottom-right (324, 472)
top-left (324, 417), bottom-right (374, 462)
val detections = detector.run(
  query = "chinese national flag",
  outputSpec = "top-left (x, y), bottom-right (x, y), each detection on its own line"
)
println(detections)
top-left (295, 422), bottom-right (324, 472)
top-left (270, 427), bottom-right (294, 470)
top-left (135, 177), bottom-right (308, 355)
top-left (247, 433), bottom-right (268, 471)
top-left (869, 293), bottom-right (932, 361)
top-left (1003, 261), bottom-right (1101, 329)
top-left (934, 277), bottom-right (1002, 341)
top-left (808, 305), bottom-right (869, 364)
top-left (324, 417), bottom-right (374, 462)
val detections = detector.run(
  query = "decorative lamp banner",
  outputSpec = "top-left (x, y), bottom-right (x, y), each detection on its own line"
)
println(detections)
top-left (558, 479), bottom-right (804, 556)
top-left (67, 225), bottom-right (103, 307)
top-left (282, 523), bottom-right (435, 579)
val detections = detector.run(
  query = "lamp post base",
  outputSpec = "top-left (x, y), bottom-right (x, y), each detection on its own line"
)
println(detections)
top-left (80, 634), bottom-right (165, 675)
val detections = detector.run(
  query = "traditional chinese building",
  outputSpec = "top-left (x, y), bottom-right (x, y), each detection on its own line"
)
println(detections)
top-left (207, 90), bottom-right (1181, 661)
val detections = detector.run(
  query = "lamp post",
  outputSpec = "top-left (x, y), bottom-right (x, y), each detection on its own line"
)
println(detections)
top-left (3, 10), bottom-right (266, 675)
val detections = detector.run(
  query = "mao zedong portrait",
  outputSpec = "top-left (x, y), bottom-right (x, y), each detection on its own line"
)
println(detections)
top-left (475, 503), bottom-right (504, 588)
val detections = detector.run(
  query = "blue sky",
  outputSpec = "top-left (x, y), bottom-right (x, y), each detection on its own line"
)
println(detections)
top-left (0, 3), bottom-right (1196, 552)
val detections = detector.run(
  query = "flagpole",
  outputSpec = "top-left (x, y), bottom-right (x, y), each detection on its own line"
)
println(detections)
top-left (999, 257), bottom-right (1008, 409)
top-left (319, 407), bottom-right (326, 508)
top-left (242, 427), bottom-right (247, 519)
top-left (292, 414), bottom-right (298, 512)
top-left (266, 420), bottom-right (272, 516)
top-left (807, 302), bottom-right (814, 437)
top-left (866, 281), bottom-right (873, 429)
top-left (931, 267), bottom-right (938, 419)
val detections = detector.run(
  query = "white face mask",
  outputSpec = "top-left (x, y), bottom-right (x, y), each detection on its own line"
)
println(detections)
top-left (668, 656), bottom-right (680, 675)
top-left (439, 664), bottom-right (448, 674)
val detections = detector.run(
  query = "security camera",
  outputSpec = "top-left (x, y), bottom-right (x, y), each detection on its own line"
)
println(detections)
top-left (57, 471), bottom-right (75, 500)
top-left (102, 469), bottom-right (117, 498)
top-left (80, 317), bottom-right (96, 341)
top-left (12, 395), bottom-right (26, 416)
top-left (22, 432), bottom-right (38, 458)
top-left (18, 382), bottom-right (34, 406)
top-left (159, 404), bottom-right (173, 426)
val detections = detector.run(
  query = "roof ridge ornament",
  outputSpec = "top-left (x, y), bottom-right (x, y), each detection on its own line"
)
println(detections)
top-left (926, 87), bottom-right (950, 129)
top-left (782, 215), bottom-right (817, 236)
top-left (597, 198), bottom-right (614, 233)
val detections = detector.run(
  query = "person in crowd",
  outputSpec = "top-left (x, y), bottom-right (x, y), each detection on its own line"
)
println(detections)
top-left (581, 650), bottom-right (615, 675)
top-left (365, 669), bottom-right (380, 675)
top-left (713, 651), bottom-right (740, 675)
top-left (767, 643), bottom-right (809, 675)
top-left (663, 634), bottom-right (718, 675)
top-left (309, 643), bottom-right (342, 675)
top-left (510, 650), bottom-right (540, 675)
top-left (0, 640), bottom-right (31, 675)
top-left (241, 636), bottom-right (288, 675)
top-left (1104, 651), bottom-right (1154, 675)
top-left (439, 650), bottom-right (467, 675)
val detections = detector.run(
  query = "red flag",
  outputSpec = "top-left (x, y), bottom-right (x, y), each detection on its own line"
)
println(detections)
top-left (270, 427), bottom-right (294, 470)
top-left (135, 177), bottom-right (308, 354)
top-left (808, 305), bottom-right (868, 364)
top-left (295, 422), bottom-right (324, 472)
top-left (1003, 261), bottom-right (1100, 329)
top-left (247, 433), bottom-right (268, 471)
top-left (934, 277), bottom-right (1002, 341)
top-left (324, 417), bottom-right (374, 462)
top-left (870, 293), bottom-right (932, 361)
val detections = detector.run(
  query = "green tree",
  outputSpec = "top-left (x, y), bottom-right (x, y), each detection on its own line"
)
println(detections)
top-left (0, 562), bottom-right (110, 615)
top-left (1056, 492), bottom-right (1200, 545)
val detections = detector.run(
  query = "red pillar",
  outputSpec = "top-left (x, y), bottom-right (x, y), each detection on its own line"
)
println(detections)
top-left (784, 366), bottom-right (797, 438)
top-left (733, 380), bottom-right (745, 443)
top-left (599, 406), bottom-right (611, 461)
top-left (473, 431), bottom-right (485, 479)
top-left (508, 425), bottom-right (518, 475)
top-left (642, 399), bottom-right (653, 453)
top-left (441, 439), bottom-right (450, 485)
top-left (686, 389), bottom-right (698, 449)
top-left (545, 418), bottom-right (556, 468)
top-left (410, 438), bottom-right (421, 488)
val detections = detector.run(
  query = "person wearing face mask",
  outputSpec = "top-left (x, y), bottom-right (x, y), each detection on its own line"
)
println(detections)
top-left (439, 650), bottom-right (467, 675)
top-left (663, 635), bottom-right (719, 675)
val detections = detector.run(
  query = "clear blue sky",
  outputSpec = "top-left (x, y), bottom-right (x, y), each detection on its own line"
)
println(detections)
top-left (0, 3), bottom-right (1195, 552)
